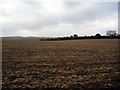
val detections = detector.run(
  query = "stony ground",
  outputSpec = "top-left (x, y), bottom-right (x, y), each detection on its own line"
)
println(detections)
top-left (2, 39), bottom-right (120, 89)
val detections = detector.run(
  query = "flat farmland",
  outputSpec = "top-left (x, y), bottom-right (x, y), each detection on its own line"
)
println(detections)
top-left (2, 39), bottom-right (120, 89)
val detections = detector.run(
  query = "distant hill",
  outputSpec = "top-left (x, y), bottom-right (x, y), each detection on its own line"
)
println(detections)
top-left (2, 36), bottom-right (53, 40)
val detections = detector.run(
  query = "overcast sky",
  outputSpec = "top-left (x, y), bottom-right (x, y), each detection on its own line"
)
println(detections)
top-left (0, 0), bottom-right (119, 37)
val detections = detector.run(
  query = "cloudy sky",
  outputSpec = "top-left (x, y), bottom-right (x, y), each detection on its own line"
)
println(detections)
top-left (0, 0), bottom-right (119, 37)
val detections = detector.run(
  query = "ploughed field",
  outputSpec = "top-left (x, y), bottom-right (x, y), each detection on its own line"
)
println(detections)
top-left (2, 39), bottom-right (120, 89)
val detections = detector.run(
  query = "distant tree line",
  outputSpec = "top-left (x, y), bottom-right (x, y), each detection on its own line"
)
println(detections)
top-left (40, 34), bottom-right (120, 41)
top-left (40, 31), bottom-right (120, 41)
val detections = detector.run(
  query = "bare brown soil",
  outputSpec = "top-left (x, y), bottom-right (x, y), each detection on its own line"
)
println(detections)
top-left (2, 39), bottom-right (120, 89)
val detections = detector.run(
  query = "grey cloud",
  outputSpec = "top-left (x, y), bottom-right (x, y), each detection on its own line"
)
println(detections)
top-left (61, 2), bottom-right (117, 24)
top-left (64, 2), bottom-right (81, 9)
top-left (1, 0), bottom-right (118, 36)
